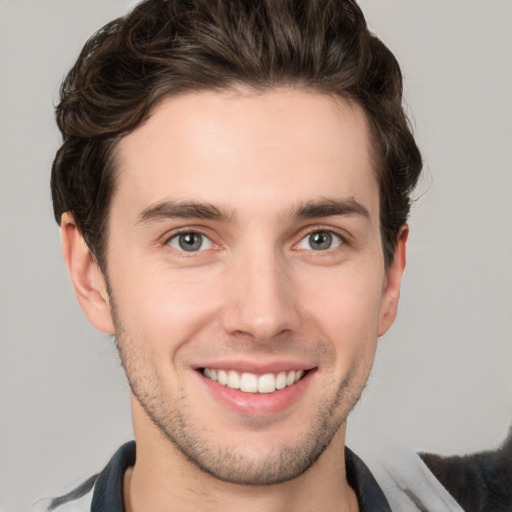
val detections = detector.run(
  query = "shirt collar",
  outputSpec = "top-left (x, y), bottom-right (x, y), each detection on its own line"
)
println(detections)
top-left (90, 442), bottom-right (391, 512)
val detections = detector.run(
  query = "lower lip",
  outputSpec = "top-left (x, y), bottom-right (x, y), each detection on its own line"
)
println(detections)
top-left (197, 370), bottom-right (315, 416)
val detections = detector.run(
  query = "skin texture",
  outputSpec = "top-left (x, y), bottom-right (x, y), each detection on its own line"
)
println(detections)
top-left (62, 88), bottom-right (407, 512)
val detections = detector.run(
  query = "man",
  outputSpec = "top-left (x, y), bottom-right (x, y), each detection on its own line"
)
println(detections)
top-left (47, 0), bottom-right (465, 510)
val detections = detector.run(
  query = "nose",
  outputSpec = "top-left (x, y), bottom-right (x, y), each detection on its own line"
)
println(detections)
top-left (221, 248), bottom-right (301, 343)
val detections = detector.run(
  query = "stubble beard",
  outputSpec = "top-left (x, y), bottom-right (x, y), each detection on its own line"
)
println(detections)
top-left (111, 302), bottom-right (370, 486)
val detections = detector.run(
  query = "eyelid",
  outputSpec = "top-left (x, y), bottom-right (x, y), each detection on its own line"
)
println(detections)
top-left (297, 229), bottom-right (344, 251)
top-left (294, 225), bottom-right (349, 247)
top-left (159, 224), bottom-right (349, 253)
top-left (167, 232), bottom-right (213, 252)
top-left (302, 230), bottom-right (342, 247)
top-left (162, 227), bottom-right (218, 251)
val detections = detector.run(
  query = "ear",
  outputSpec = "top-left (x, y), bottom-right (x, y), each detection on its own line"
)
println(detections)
top-left (61, 212), bottom-right (115, 334)
top-left (378, 225), bottom-right (408, 337)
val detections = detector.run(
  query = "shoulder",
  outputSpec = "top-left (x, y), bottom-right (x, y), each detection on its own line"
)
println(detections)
top-left (349, 443), bottom-right (465, 512)
top-left (32, 441), bottom-right (135, 512)
top-left (420, 429), bottom-right (512, 512)
top-left (30, 476), bottom-right (95, 512)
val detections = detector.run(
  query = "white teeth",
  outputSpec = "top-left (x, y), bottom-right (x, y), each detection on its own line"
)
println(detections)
top-left (240, 372), bottom-right (258, 393)
top-left (227, 370), bottom-right (240, 389)
top-left (217, 370), bottom-right (228, 385)
top-left (203, 368), bottom-right (307, 394)
top-left (275, 371), bottom-right (287, 390)
top-left (258, 373), bottom-right (276, 393)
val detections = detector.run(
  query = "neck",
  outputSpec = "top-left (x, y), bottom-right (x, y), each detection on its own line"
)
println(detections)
top-left (125, 399), bottom-right (359, 512)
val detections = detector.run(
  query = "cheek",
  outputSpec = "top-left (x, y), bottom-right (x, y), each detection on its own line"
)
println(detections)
top-left (112, 265), bottom-right (222, 356)
top-left (297, 265), bottom-right (384, 357)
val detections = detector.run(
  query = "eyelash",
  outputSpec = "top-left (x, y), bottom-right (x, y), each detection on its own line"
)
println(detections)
top-left (296, 229), bottom-right (344, 252)
top-left (163, 226), bottom-right (347, 255)
top-left (165, 230), bottom-right (216, 254)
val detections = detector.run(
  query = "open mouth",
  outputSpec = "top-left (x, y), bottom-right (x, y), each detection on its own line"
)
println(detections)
top-left (200, 368), bottom-right (309, 394)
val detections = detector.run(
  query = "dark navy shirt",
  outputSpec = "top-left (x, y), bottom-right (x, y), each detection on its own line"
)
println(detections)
top-left (48, 441), bottom-right (392, 511)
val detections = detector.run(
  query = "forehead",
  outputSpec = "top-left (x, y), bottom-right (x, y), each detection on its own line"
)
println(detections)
top-left (113, 88), bottom-right (379, 222)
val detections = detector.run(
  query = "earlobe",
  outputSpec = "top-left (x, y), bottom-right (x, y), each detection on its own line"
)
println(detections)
top-left (61, 212), bottom-right (115, 334)
top-left (378, 225), bottom-right (408, 337)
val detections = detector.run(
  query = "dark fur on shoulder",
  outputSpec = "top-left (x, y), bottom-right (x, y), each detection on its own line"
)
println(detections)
top-left (420, 427), bottom-right (512, 512)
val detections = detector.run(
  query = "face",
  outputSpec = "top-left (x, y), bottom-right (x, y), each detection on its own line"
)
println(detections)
top-left (75, 88), bottom-right (405, 485)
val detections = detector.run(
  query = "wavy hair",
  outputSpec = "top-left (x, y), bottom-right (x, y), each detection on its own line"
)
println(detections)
top-left (51, 0), bottom-right (422, 269)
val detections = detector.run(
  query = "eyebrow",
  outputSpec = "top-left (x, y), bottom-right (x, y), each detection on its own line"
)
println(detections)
top-left (292, 198), bottom-right (370, 220)
top-left (136, 197), bottom-right (370, 226)
top-left (136, 200), bottom-right (232, 225)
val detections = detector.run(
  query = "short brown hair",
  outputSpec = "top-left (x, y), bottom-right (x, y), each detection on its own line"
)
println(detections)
top-left (51, 0), bottom-right (422, 269)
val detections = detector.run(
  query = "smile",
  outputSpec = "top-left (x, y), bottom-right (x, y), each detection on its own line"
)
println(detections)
top-left (202, 368), bottom-right (306, 394)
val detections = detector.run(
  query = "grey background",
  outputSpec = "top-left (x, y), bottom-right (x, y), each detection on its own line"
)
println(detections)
top-left (0, 1), bottom-right (511, 511)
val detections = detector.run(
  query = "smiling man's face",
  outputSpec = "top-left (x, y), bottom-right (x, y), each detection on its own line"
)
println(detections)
top-left (71, 88), bottom-right (406, 485)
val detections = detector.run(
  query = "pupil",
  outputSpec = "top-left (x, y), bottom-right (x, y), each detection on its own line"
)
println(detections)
top-left (310, 231), bottom-right (332, 250)
top-left (179, 233), bottom-right (202, 251)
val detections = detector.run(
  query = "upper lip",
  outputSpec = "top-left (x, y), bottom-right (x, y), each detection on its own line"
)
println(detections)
top-left (192, 360), bottom-right (316, 375)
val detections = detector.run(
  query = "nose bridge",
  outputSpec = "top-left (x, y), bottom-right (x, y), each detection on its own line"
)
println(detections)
top-left (222, 239), bottom-right (300, 341)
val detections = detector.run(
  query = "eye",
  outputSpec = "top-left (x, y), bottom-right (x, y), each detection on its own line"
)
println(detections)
top-left (168, 232), bottom-right (213, 252)
top-left (298, 230), bottom-right (343, 251)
